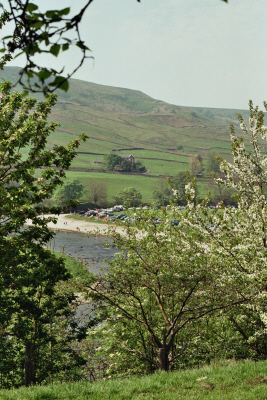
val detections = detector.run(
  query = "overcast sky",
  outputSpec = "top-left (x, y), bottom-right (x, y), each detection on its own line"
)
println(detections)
top-left (4, 0), bottom-right (267, 110)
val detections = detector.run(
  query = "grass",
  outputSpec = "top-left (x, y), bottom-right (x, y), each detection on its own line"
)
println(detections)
top-left (1, 359), bottom-right (267, 399)
top-left (53, 251), bottom-right (91, 280)
top-left (3, 66), bottom-right (252, 163)
top-left (64, 170), bottom-right (160, 204)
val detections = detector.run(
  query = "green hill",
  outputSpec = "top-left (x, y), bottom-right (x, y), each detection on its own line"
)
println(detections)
top-left (1, 67), bottom-right (252, 203)
top-left (1, 359), bottom-right (267, 399)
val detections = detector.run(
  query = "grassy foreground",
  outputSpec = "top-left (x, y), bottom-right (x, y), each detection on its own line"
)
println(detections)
top-left (1, 359), bottom-right (267, 399)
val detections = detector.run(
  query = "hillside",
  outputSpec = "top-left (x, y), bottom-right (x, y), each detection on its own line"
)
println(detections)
top-left (1, 359), bottom-right (267, 399)
top-left (1, 67), bottom-right (250, 158)
top-left (1, 66), bottom-right (253, 202)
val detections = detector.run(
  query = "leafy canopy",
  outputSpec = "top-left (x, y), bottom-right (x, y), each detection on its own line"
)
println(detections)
top-left (114, 187), bottom-right (142, 207)
top-left (0, 81), bottom-right (90, 387)
top-left (52, 179), bottom-right (84, 207)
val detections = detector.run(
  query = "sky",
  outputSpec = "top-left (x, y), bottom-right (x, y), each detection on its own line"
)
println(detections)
top-left (3, 0), bottom-right (267, 110)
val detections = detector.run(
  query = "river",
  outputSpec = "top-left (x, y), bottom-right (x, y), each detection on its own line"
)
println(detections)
top-left (48, 230), bottom-right (118, 275)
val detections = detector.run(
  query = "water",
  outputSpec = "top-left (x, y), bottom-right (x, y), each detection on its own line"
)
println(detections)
top-left (47, 230), bottom-right (119, 323)
top-left (48, 230), bottom-right (118, 275)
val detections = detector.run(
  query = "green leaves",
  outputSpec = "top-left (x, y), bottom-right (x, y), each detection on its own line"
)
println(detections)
top-left (0, 3), bottom-right (91, 95)
top-left (45, 7), bottom-right (70, 19)
top-left (49, 75), bottom-right (69, 92)
top-left (50, 44), bottom-right (61, 57)
top-left (26, 2), bottom-right (38, 13)
top-left (0, 83), bottom-right (89, 387)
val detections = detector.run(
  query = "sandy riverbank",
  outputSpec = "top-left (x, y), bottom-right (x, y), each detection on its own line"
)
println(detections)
top-left (26, 214), bottom-right (129, 236)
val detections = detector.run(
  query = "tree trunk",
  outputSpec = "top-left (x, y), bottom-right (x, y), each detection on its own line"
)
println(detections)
top-left (25, 341), bottom-right (32, 387)
top-left (159, 347), bottom-right (169, 371)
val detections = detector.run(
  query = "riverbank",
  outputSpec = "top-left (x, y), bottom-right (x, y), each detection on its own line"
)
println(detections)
top-left (26, 214), bottom-right (126, 236)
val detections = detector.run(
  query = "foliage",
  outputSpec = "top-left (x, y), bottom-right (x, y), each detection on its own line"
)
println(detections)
top-left (87, 209), bottom-right (241, 373)
top-left (105, 154), bottom-right (123, 171)
top-left (205, 152), bottom-right (221, 176)
top-left (190, 154), bottom-right (203, 176)
top-left (171, 172), bottom-right (188, 204)
top-left (170, 172), bottom-right (198, 204)
top-left (152, 178), bottom-right (172, 206)
top-left (85, 102), bottom-right (267, 378)
top-left (113, 187), bottom-right (142, 207)
top-left (0, 1), bottom-right (141, 95)
top-left (87, 180), bottom-right (107, 207)
top-left (51, 179), bottom-right (84, 207)
top-left (0, 81), bottom-right (90, 388)
top-left (205, 176), bottom-right (236, 205)
top-left (105, 153), bottom-right (145, 173)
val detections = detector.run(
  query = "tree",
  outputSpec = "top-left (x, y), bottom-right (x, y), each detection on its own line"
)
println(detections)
top-left (113, 187), bottom-right (142, 207)
top-left (87, 209), bottom-right (238, 373)
top-left (190, 154), bottom-right (203, 176)
top-left (152, 178), bottom-right (172, 206)
top-left (0, 0), bottom-right (227, 95)
top-left (121, 159), bottom-right (132, 172)
top-left (0, 81), bottom-right (90, 387)
top-left (179, 101), bottom-right (267, 358)
top-left (105, 153), bottom-right (123, 171)
top-left (87, 180), bottom-right (107, 207)
top-left (171, 172), bottom-right (193, 205)
top-left (205, 152), bottom-right (221, 176)
top-left (52, 179), bottom-right (84, 207)
top-left (205, 176), bottom-right (236, 205)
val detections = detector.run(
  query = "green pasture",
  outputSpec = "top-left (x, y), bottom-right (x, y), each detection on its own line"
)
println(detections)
top-left (70, 149), bottom-right (191, 175)
top-left (143, 158), bottom-right (188, 175)
top-left (63, 170), bottom-right (211, 204)
top-left (65, 170), bottom-right (159, 204)
top-left (132, 149), bottom-right (189, 162)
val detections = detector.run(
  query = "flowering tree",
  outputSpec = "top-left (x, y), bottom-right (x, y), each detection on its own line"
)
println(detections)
top-left (178, 101), bottom-right (267, 357)
top-left (87, 209), bottom-right (244, 373)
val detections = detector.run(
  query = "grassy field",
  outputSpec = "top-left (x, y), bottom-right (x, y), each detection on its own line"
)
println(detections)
top-left (64, 170), bottom-right (161, 204)
top-left (1, 359), bottom-right (267, 399)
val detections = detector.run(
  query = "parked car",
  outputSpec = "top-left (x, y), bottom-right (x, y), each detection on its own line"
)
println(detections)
top-left (98, 211), bottom-right (108, 217)
top-left (116, 214), bottom-right (128, 220)
top-left (85, 210), bottom-right (95, 216)
top-left (114, 205), bottom-right (124, 211)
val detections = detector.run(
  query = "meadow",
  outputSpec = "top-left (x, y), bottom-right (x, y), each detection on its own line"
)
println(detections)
top-left (64, 170), bottom-right (160, 204)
